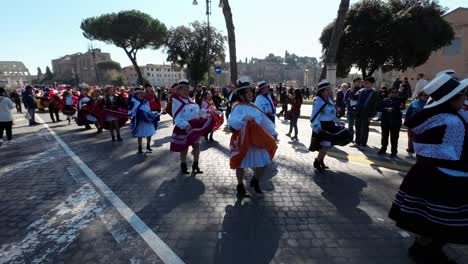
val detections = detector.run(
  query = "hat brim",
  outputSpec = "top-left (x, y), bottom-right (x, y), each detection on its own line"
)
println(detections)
top-left (133, 90), bottom-right (145, 95)
top-left (232, 84), bottom-right (253, 94)
top-left (424, 80), bottom-right (468, 109)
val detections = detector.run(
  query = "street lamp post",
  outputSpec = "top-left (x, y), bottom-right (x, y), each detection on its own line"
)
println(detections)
top-left (193, 0), bottom-right (212, 84)
top-left (305, 68), bottom-right (309, 88)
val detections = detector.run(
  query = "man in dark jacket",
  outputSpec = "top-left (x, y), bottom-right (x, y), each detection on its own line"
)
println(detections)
top-left (277, 85), bottom-right (288, 117)
top-left (22, 86), bottom-right (39, 126)
top-left (354, 76), bottom-right (381, 150)
top-left (378, 88), bottom-right (405, 158)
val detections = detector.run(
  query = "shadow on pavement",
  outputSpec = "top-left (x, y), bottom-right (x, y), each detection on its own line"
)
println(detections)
top-left (314, 170), bottom-right (371, 224)
top-left (214, 198), bottom-right (281, 264)
top-left (137, 175), bottom-right (206, 225)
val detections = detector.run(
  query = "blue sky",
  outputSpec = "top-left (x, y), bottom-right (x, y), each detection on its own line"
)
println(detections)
top-left (2, 0), bottom-right (465, 75)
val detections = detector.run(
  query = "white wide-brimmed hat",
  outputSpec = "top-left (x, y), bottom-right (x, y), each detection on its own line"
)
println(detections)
top-left (176, 79), bottom-right (190, 89)
top-left (133, 87), bottom-right (145, 95)
top-left (316, 80), bottom-right (331, 92)
top-left (423, 73), bottom-right (468, 109)
top-left (256, 81), bottom-right (269, 92)
top-left (436, 69), bottom-right (456, 78)
top-left (232, 77), bottom-right (253, 94)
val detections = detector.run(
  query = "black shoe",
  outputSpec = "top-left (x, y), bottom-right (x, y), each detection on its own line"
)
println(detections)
top-left (146, 145), bottom-right (152, 153)
top-left (236, 184), bottom-right (247, 197)
top-left (181, 163), bottom-right (190, 174)
top-left (378, 149), bottom-right (386, 155)
top-left (390, 153), bottom-right (397, 158)
top-left (111, 136), bottom-right (116, 142)
top-left (291, 135), bottom-right (298, 141)
top-left (314, 159), bottom-right (324, 172)
top-left (57, 119), bottom-right (62, 122)
top-left (320, 160), bottom-right (329, 170)
top-left (250, 177), bottom-right (262, 194)
top-left (52, 120), bottom-right (56, 123)
top-left (138, 146), bottom-right (143, 154)
top-left (209, 135), bottom-right (214, 142)
top-left (192, 162), bottom-right (203, 174)
top-left (117, 136), bottom-right (123, 142)
top-left (85, 125), bottom-right (92, 130)
top-left (97, 128), bottom-right (103, 135)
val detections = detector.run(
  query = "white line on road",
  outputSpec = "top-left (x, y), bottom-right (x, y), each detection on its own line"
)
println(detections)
top-left (36, 116), bottom-right (185, 264)
top-left (0, 183), bottom-right (102, 264)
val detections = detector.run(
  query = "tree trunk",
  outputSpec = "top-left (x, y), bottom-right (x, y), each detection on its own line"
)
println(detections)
top-left (320, 0), bottom-right (350, 80)
top-left (124, 48), bottom-right (144, 85)
top-left (221, 0), bottom-right (238, 85)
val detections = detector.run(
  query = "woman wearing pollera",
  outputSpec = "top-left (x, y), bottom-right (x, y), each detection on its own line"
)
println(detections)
top-left (102, 86), bottom-right (128, 142)
top-left (228, 78), bottom-right (278, 197)
top-left (129, 88), bottom-right (159, 154)
top-left (170, 80), bottom-right (215, 174)
top-left (309, 80), bottom-right (349, 172)
top-left (389, 74), bottom-right (468, 264)
top-left (201, 91), bottom-right (224, 142)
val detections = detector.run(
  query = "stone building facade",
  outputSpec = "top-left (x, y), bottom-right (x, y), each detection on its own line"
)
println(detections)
top-left (52, 49), bottom-right (116, 85)
top-left (0, 61), bottom-right (33, 89)
top-left (123, 64), bottom-right (185, 87)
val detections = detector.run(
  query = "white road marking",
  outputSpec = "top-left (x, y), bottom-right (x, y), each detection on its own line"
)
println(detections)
top-left (14, 118), bottom-right (27, 122)
top-left (0, 183), bottom-right (102, 264)
top-left (37, 116), bottom-right (185, 264)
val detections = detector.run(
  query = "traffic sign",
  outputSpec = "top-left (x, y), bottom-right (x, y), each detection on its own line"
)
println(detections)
top-left (214, 65), bottom-right (222, 75)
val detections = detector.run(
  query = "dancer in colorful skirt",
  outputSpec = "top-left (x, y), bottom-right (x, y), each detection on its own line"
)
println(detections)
top-left (389, 74), bottom-right (468, 264)
top-left (309, 80), bottom-right (351, 172)
top-left (170, 80), bottom-right (215, 174)
top-left (61, 91), bottom-right (77, 125)
top-left (228, 79), bottom-right (278, 196)
top-left (102, 86), bottom-right (128, 142)
top-left (254, 81), bottom-right (276, 124)
top-left (201, 91), bottom-right (224, 142)
top-left (129, 88), bottom-right (160, 154)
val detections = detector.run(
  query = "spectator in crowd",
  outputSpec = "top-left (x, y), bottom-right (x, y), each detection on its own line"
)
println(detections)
top-left (286, 89), bottom-right (303, 140)
top-left (379, 86), bottom-right (389, 100)
top-left (305, 87), bottom-right (311, 100)
top-left (346, 78), bottom-right (362, 142)
top-left (277, 84), bottom-right (288, 117)
top-left (335, 83), bottom-right (348, 118)
top-left (354, 76), bottom-right (381, 150)
top-left (22, 86), bottom-right (39, 126)
top-left (392, 77), bottom-right (402, 90)
top-left (399, 83), bottom-right (412, 101)
top-left (0, 87), bottom-right (15, 146)
top-left (378, 88), bottom-right (405, 158)
top-left (405, 92), bottom-right (429, 154)
top-left (9, 90), bottom-right (22, 113)
top-left (412, 73), bottom-right (428, 100)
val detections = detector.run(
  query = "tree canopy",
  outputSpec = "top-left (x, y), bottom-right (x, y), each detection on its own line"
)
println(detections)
top-left (97, 60), bottom-right (122, 71)
top-left (81, 10), bottom-right (167, 85)
top-left (166, 21), bottom-right (226, 85)
top-left (320, 0), bottom-right (454, 78)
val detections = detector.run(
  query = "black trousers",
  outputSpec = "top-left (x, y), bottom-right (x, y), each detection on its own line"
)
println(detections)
top-left (381, 124), bottom-right (401, 154)
top-left (0, 121), bottom-right (13, 140)
top-left (49, 106), bottom-right (60, 122)
top-left (355, 115), bottom-right (370, 147)
top-left (278, 103), bottom-right (288, 116)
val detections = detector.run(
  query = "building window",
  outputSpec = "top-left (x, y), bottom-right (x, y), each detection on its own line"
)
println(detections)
top-left (443, 37), bottom-right (462, 56)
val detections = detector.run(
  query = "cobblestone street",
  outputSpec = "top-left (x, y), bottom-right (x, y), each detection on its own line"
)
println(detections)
top-left (1, 112), bottom-right (467, 264)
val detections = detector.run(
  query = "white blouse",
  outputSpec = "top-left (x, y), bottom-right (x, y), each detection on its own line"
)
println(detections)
top-left (172, 97), bottom-right (206, 129)
top-left (228, 103), bottom-right (278, 137)
top-left (310, 96), bottom-right (342, 133)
